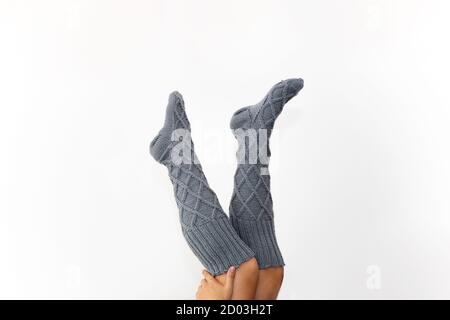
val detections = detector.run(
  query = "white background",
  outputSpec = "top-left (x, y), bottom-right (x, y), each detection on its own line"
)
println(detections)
top-left (1, 0), bottom-right (450, 299)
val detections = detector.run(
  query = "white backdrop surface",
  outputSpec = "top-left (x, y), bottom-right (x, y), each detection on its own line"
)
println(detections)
top-left (1, 0), bottom-right (450, 299)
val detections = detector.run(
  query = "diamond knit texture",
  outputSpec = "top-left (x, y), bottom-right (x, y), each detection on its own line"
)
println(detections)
top-left (150, 92), bottom-right (255, 275)
top-left (229, 78), bottom-right (304, 268)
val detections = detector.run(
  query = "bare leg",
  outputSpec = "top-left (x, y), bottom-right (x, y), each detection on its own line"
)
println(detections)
top-left (254, 267), bottom-right (284, 300)
top-left (198, 262), bottom-right (283, 300)
top-left (215, 258), bottom-right (259, 300)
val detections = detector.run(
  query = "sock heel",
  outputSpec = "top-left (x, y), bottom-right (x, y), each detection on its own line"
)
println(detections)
top-left (230, 106), bottom-right (252, 129)
top-left (149, 130), bottom-right (172, 163)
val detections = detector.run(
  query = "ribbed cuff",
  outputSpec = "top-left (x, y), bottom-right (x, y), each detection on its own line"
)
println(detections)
top-left (230, 216), bottom-right (285, 269)
top-left (183, 218), bottom-right (256, 276)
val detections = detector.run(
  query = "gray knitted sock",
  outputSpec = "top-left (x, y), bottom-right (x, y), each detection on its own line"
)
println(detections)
top-left (229, 78), bottom-right (304, 269)
top-left (150, 92), bottom-right (255, 275)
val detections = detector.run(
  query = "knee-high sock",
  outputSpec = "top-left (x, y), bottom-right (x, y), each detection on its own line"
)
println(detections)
top-left (229, 78), bottom-right (304, 268)
top-left (150, 92), bottom-right (255, 275)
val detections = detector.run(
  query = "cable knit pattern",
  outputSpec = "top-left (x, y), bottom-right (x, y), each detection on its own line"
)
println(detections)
top-left (150, 92), bottom-right (254, 275)
top-left (229, 78), bottom-right (304, 268)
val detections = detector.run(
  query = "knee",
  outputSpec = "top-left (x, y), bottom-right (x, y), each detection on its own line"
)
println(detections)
top-left (239, 257), bottom-right (259, 277)
top-left (247, 257), bottom-right (259, 272)
top-left (231, 258), bottom-right (259, 299)
top-left (260, 266), bottom-right (284, 285)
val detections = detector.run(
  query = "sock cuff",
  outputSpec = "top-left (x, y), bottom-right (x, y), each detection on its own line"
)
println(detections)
top-left (230, 216), bottom-right (285, 269)
top-left (183, 218), bottom-right (256, 276)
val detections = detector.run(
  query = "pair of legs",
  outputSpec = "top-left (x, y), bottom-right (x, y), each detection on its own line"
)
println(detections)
top-left (150, 79), bottom-right (303, 299)
top-left (214, 260), bottom-right (284, 299)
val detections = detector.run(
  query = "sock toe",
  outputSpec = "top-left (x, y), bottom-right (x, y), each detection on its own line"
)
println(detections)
top-left (150, 91), bottom-right (191, 163)
top-left (164, 91), bottom-right (190, 130)
top-left (285, 78), bottom-right (304, 98)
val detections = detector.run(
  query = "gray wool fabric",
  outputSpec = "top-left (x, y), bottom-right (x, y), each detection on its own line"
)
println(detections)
top-left (229, 78), bottom-right (304, 269)
top-left (150, 92), bottom-right (255, 276)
